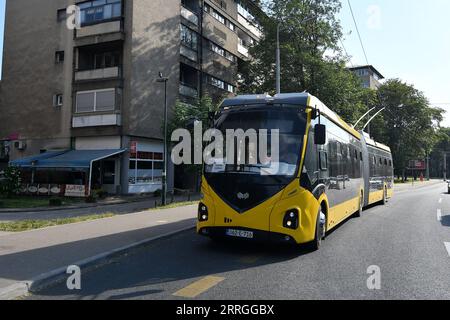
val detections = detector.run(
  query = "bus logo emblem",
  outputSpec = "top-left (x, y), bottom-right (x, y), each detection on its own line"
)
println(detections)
top-left (237, 192), bottom-right (250, 200)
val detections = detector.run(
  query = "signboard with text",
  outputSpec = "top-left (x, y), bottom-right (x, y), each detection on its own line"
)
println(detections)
top-left (408, 160), bottom-right (426, 171)
top-left (65, 185), bottom-right (87, 197)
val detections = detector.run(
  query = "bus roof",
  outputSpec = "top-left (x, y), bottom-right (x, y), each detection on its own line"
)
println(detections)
top-left (221, 93), bottom-right (391, 153)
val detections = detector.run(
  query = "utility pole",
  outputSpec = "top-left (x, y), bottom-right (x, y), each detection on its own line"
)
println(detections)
top-left (444, 152), bottom-right (447, 182)
top-left (426, 151), bottom-right (430, 181)
top-left (157, 72), bottom-right (169, 206)
top-left (276, 23), bottom-right (281, 94)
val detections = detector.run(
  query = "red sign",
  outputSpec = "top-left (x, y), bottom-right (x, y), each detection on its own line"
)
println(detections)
top-left (6, 132), bottom-right (20, 141)
top-left (409, 160), bottom-right (426, 170)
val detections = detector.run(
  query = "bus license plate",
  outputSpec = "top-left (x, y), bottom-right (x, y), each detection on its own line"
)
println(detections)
top-left (226, 229), bottom-right (254, 239)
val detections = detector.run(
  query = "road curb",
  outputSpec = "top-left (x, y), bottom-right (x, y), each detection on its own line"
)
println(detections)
top-left (0, 225), bottom-right (195, 300)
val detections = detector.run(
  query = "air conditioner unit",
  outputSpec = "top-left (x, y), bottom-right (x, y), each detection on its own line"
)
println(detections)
top-left (14, 141), bottom-right (27, 151)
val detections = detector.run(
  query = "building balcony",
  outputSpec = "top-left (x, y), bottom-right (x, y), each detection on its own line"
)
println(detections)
top-left (72, 113), bottom-right (122, 128)
top-left (237, 43), bottom-right (249, 57)
top-left (76, 20), bottom-right (122, 38)
top-left (237, 15), bottom-right (262, 38)
top-left (179, 83), bottom-right (198, 98)
top-left (180, 45), bottom-right (198, 62)
top-left (75, 67), bottom-right (121, 82)
top-left (181, 6), bottom-right (199, 26)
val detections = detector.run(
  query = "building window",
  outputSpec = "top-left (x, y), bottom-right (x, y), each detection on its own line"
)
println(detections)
top-left (210, 42), bottom-right (237, 62)
top-left (226, 84), bottom-right (235, 93)
top-left (210, 76), bottom-right (225, 90)
top-left (204, 4), bottom-right (236, 32)
top-left (129, 151), bottom-right (164, 185)
top-left (236, 0), bottom-right (261, 29)
top-left (55, 51), bottom-right (65, 64)
top-left (207, 75), bottom-right (235, 93)
top-left (181, 25), bottom-right (198, 50)
top-left (211, 8), bottom-right (225, 24)
top-left (237, 1), bottom-right (255, 21)
top-left (76, 89), bottom-right (115, 113)
top-left (53, 94), bottom-right (63, 107)
top-left (94, 51), bottom-right (120, 69)
top-left (57, 8), bottom-right (67, 22)
top-left (79, 0), bottom-right (122, 27)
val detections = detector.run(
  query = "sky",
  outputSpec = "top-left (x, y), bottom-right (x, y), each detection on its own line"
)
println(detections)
top-left (338, 0), bottom-right (450, 126)
top-left (0, 0), bottom-right (448, 124)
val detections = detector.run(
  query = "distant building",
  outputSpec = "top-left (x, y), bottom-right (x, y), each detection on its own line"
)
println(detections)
top-left (349, 65), bottom-right (385, 89)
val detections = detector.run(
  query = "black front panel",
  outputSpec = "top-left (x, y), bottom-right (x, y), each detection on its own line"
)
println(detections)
top-left (206, 174), bottom-right (287, 213)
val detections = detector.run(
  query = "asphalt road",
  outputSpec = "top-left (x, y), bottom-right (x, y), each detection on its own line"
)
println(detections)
top-left (28, 182), bottom-right (450, 300)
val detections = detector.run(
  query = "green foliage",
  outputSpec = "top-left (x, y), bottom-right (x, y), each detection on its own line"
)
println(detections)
top-left (93, 189), bottom-right (108, 199)
top-left (371, 79), bottom-right (444, 174)
top-left (239, 0), bottom-right (370, 124)
top-left (168, 96), bottom-right (218, 135)
top-left (169, 96), bottom-right (219, 174)
top-left (49, 198), bottom-right (63, 207)
top-left (1, 166), bottom-right (22, 198)
top-left (85, 194), bottom-right (97, 203)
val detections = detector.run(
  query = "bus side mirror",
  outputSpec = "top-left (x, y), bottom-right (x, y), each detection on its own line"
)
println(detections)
top-left (314, 124), bottom-right (326, 145)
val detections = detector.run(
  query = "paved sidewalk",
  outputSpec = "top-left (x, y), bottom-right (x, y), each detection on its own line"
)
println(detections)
top-left (0, 204), bottom-right (197, 299)
top-left (394, 179), bottom-right (445, 192)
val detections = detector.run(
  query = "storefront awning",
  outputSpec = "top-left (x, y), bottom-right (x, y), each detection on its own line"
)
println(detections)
top-left (11, 149), bottom-right (127, 169)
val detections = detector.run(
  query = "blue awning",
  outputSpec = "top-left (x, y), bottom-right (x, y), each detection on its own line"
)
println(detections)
top-left (10, 149), bottom-right (127, 169)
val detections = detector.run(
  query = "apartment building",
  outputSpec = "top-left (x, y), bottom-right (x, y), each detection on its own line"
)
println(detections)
top-left (0, 0), bottom-right (262, 195)
top-left (350, 65), bottom-right (385, 89)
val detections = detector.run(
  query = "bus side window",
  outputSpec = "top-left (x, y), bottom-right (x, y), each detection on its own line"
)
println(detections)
top-left (319, 151), bottom-right (328, 171)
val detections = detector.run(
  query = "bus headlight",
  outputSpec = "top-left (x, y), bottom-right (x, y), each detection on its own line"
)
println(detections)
top-left (283, 209), bottom-right (299, 230)
top-left (198, 203), bottom-right (209, 222)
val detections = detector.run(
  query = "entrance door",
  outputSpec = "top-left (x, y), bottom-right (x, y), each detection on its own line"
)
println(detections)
top-left (102, 160), bottom-right (117, 194)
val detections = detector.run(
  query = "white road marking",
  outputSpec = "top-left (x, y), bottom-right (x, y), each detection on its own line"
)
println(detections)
top-left (444, 243), bottom-right (450, 257)
top-left (439, 198), bottom-right (443, 204)
top-left (437, 209), bottom-right (442, 222)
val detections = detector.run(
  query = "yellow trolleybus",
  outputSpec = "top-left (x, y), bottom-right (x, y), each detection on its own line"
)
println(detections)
top-left (197, 93), bottom-right (394, 250)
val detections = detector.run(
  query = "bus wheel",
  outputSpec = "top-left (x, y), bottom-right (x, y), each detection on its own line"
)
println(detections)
top-left (309, 209), bottom-right (326, 251)
top-left (355, 192), bottom-right (364, 218)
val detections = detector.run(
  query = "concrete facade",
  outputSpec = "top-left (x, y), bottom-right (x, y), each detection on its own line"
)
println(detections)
top-left (0, 0), bottom-right (262, 193)
top-left (350, 65), bottom-right (385, 90)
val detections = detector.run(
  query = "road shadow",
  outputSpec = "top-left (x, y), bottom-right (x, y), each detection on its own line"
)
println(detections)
top-left (19, 224), bottom-right (318, 300)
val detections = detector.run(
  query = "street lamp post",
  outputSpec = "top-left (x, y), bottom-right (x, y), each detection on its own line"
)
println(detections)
top-left (157, 72), bottom-right (169, 206)
top-left (276, 23), bottom-right (281, 94)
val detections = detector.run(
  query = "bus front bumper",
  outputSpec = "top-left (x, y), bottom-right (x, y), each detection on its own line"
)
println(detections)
top-left (198, 227), bottom-right (298, 245)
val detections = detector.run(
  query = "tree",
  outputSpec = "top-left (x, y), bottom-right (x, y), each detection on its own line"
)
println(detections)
top-left (239, 0), bottom-right (369, 124)
top-left (0, 166), bottom-right (22, 198)
top-left (373, 79), bottom-right (444, 178)
top-left (429, 127), bottom-right (450, 178)
top-left (168, 96), bottom-right (219, 190)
